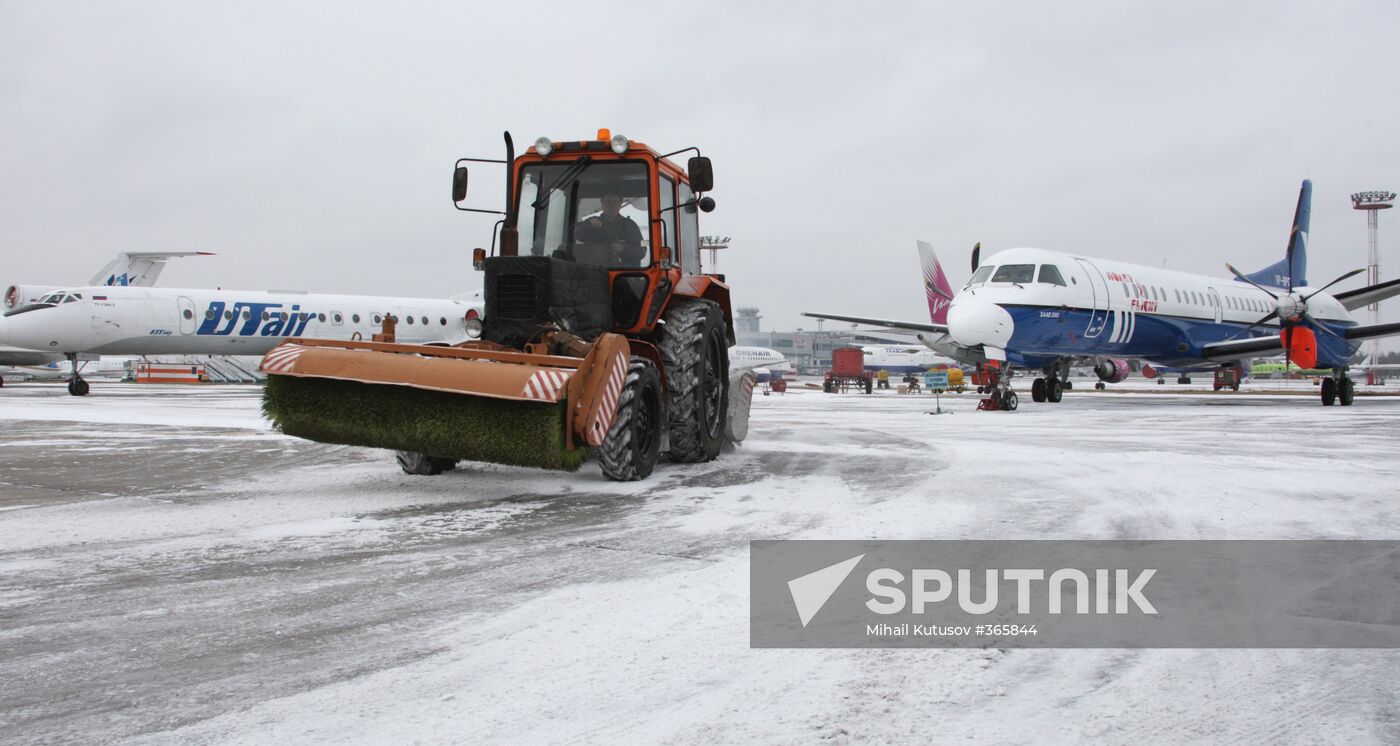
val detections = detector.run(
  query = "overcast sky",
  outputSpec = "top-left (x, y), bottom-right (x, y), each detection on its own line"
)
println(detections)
top-left (3, 1), bottom-right (1397, 336)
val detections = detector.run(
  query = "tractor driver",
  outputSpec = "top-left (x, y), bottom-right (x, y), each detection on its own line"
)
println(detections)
top-left (574, 192), bottom-right (644, 266)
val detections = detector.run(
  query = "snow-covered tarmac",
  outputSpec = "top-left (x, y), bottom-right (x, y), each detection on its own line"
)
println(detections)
top-left (2, 381), bottom-right (1398, 744)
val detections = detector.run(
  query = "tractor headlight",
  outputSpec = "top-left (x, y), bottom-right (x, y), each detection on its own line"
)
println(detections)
top-left (534, 137), bottom-right (554, 157)
top-left (609, 134), bottom-right (629, 154)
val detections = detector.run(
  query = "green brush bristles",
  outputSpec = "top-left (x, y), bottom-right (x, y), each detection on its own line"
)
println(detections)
top-left (263, 376), bottom-right (586, 471)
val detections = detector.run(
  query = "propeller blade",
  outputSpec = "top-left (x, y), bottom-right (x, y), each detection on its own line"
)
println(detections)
top-left (1226, 263), bottom-right (1280, 299)
top-left (971, 242), bottom-right (981, 272)
top-left (1222, 310), bottom-right (1279, 341)
top-left (1301, 311), bottom-right (1347, 341)
top-left (1301, 268), bottom-right (1366, 302)
top-left (1284, 324), bottom-right (1293, 373)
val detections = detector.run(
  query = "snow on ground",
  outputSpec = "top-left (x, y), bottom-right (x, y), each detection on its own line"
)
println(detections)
top-left (1, 381), bottom-right (1399, 744)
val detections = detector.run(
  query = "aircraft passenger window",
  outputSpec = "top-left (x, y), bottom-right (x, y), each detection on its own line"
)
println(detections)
top-left (407, 315), bottom-right (415, 325)
top-left (318, 313), bottom-right (326, 322)
top-left (1122, 284), bottom-right (1130, 297)
top-left (280, 313), bottom-right (289, 322)
top-left (205, 309), bottom-right (216, 320)
top-left (967, 266), bottom-right (995, 286)
top-left (1036, 265), bottom-right (1067, 286)
top-left (1175, 289), bottom-right (1181, 302)
top-left (440, 317), bottom-right (447, 326)
top-left (990, 264), bottom-right (1034, 283)
top-left (261, 311), bottom-right (270, 321)
top-left (333, 313), bottom-right (342, 323)
top-left (182, 309), bottom-right (193, 319)
top-left (353, 314), bottom-right (361, 323)
top-left (373, 314), bottom-right (382, 324)
top-left (421, 316), bottom-right (429, 325)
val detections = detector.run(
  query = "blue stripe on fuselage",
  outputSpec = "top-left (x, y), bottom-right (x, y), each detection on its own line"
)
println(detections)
top-left (997, 304), bottom-right (1357, 369)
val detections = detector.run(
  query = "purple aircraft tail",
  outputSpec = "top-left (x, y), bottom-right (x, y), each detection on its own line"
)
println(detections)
top-left (918, 240), bottom-right (954, 324)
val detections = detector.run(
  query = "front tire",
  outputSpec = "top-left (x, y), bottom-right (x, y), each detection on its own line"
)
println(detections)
top-left (659, 298), bottom-right (729, 463)
top-left (1003, 391), bottom-right (1018, 411)
top-left (1321, 377), bottom-right (1337, 406)
top-left (1031, 378), bottom-right (1046, 402)
top-left (600, 358), bottom-right (663, 481)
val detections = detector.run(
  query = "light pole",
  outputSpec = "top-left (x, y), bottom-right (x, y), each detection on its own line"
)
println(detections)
top-left (1351, 190), bottom-right (1395, 383)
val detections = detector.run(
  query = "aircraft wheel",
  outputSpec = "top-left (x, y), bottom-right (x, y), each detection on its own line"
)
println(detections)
top-left (1047, 378), bottom-right (1063, 403)
top-left (1321, 377), bottom-right (1336, 406)
top-left (1095, 381), bottom-right (1106, 390)
top-left (1003, 391), bottom-right (1018, 411)
top-left (1031, 377), bottom-right (1046, 402)
top-left (69, 379), bottom-right (90, 396)
top-left (1339, 377), bottom-right (1355, 406)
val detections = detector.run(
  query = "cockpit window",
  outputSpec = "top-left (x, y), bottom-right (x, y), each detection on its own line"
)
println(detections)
top-left (1037, 265), bottom-right (1067, 286)
top-left (966, 266), bottom-right (995, 287)
top-left (62, 294), bottom-right (79, 303)
top-left (39, 293), bottom-right (62, 304)
top-left (991, 264), bottom-right (1034, 283)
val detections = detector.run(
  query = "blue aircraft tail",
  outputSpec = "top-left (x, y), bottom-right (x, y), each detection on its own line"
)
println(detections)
top-left (1237, 180), bottom-right (1310, 290)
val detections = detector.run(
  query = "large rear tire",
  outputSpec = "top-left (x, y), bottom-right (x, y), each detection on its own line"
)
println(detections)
top-left (1321, 377), bottom-right (1337, 406)
top-left (1031, 377), bottom-right (1046, 402)
top-left (1047, 378), bottom-right (1063, 403)
top-left (600, 358), bottom-right (663, 481)
top-left (1339, 377), bottom-right (1355, 406)
top-left (659, 299), bottom-right (729, 463)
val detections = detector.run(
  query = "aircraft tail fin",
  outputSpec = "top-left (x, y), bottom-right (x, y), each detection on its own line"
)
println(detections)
top-left (89, 251), bottom-right (214, 287)
top-left (1237, 180), bottom-right (1310, 290)
top-left (917, 240), bottom-right (954, 325)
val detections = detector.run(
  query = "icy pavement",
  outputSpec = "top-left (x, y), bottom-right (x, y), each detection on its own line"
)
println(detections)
top-left (1, 381), bottom-right (1399, 744)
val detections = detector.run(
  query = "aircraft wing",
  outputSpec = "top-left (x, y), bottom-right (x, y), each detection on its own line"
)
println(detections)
top-left (801, 312), bottom-right (948, 335)
top-left (1334, 278), bottom-right (1400, 312)
top-left (1345, 320), bottom-right (1400, 342)
top-left (1203, 320), bottom-right (1400, 362)
top-left (1201, 336), bottom-right (1284, 362)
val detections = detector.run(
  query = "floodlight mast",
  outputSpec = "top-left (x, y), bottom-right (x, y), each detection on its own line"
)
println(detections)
top-left (1351, 190), bottom-right (1395, 382)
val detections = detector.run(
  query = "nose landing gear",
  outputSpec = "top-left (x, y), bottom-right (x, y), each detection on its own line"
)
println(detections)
top-left (65, 353), bottom-right (89, 396)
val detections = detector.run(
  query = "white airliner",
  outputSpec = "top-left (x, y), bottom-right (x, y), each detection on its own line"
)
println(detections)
top-left (859, 345), bottom-right (949, 373)
top-left (0, 285), bottom-right (483, 395)
top-left (806, 181), bottom-right (1400, 409)
top-left (729, 345), bottom-right (792, 382)
top-left (1, 251), bottom-right (211, 368)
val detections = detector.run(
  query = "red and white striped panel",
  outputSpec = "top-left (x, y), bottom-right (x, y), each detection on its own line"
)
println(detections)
top-left (261, 344), bottom-right (306, 374)
top-left (586, 352), bottom-right (630, 447)
top-left (522, 368), bottom-right (571, 402)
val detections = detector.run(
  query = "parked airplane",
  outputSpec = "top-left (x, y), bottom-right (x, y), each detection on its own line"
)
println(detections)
top-left (0, 251), bottom-right (211, 369)
top-left (730, 345), bottom-right (792, 382)
top-left (0, 285), bottom-right (484, 395)
top-left (859, 345), bottom-right (948, 373)
top-left (805, 180), bottom-right (1400, 409)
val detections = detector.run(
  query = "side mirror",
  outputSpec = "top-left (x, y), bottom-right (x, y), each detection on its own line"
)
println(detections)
top-left (687, 156), bottom-right (713, 193)
top-left (698, 196), bottom-right (716, 213)
top-left (452, 166), bottom-right (469, 203)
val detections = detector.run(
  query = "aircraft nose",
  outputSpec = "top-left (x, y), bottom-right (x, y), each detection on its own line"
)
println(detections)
top-left (947, 296), bottom-right (1014, 351)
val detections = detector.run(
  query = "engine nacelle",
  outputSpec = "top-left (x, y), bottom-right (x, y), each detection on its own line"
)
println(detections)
top-left (1094, 358), bottom-right (1130, 384)
top-left (1141, 363), bottom-right (1158, 379)
top-left (4, 285), bottom-right (60, 310)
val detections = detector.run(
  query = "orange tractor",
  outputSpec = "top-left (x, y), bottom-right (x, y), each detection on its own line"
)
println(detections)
top-left (260, 130), bottom-right (754, 481)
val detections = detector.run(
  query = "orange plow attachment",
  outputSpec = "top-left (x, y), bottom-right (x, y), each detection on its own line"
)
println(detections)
top-left (260, 335), bottom-right (631, 470)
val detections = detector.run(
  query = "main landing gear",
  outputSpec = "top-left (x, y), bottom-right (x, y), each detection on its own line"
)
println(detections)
top-left (65, 353), bottom-right (89, 396)
top-left (1030, 361), bottom-right (1067, 404)
top-left (1321, 370), bottom-right (1355, 407)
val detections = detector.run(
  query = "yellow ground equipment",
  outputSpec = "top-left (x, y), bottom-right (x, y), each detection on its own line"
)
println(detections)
top-left (261, 131), bottom-right (749, 480)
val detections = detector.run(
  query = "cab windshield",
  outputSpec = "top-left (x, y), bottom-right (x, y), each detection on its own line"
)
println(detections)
top-left (515, 161), bottom-right (651, 268)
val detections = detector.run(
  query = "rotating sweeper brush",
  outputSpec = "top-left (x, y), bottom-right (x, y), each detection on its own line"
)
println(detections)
top-left (260, 130), bottom-right (750, 480)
